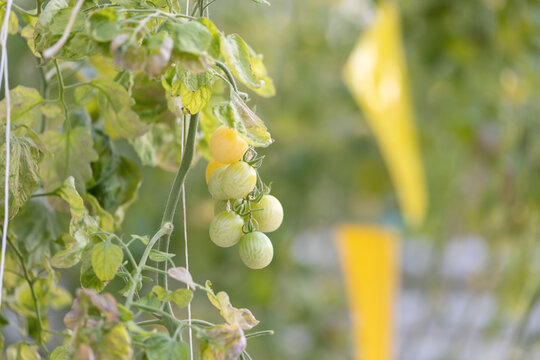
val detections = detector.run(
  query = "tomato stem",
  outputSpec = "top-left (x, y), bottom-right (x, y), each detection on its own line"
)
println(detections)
top-left (158, 113), bottom-right (199, 315)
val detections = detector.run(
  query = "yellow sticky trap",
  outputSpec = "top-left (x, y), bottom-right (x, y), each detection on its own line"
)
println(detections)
top-left (343, 3), bottom-right (427, 227)
top-left (335, 224), bottom-right (399, 360)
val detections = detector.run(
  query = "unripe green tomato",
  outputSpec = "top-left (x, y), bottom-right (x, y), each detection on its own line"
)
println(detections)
top-left (214, 200), bottom-right (228, 215)
top-left (251, 195), bottom-right (283, 233)
top-left (239, 231), bottom-right (273, 269)
top-left (209, 211), bottom-right (244, 247)
top-left (222, 162), bottom-right (257, 199)
top-left (208, 166), bottom-right (228, 200)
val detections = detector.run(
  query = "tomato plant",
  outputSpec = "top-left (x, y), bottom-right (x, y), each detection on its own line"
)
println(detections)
top-left (0, 0), bottom-right (278, 357)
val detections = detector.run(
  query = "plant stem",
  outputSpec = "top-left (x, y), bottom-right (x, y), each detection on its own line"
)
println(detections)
top-left (215, 61), bottom-right (238, 93)
top-left (125, 225), bottom-right (173, 308)
top-left (6, 237), bottom-right (49, 356)
top-left (54, 60), bottom-right (70, 129)
top-left (158, 113), bottom-right (199, 300)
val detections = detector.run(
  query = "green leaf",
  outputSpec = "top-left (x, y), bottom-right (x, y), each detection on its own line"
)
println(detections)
top-left (130, 123), bottom-right (182, 172)
top-left (145, 333), bottom-right (189, 360)
top-left (6, 342), bottom-right (41, 360)
top-left (36, 0), bottom-right (68, 31)
top-left (101, 324), bottom-right (133, 360)
top-left (173, 68), bottom-right (214, 114)
top-left (85, 193), bottom-right (115, 232)
top-left (50, 345), bottom-right (71, 360)
top-left (0, 86), bottom-right (44, 130)
top-left (55, 176), bottom-right (85, 219)
top-left (151, 285), bottom-right (168, 300)
top-left (74, 85), bottom-right (96, 106)
top-left (171, 21), bottom-right (212, 55)
top-left (49, 286), bottom-right (73, 309)
top-left (131, 73), bottom-right (176, 124)
top-left (110, 34), bottom-right (147, 72)
top-left (12, 199), bottom-right (65, 265)
top-left (40, 127), bottom-right (99, 191)
top-left (88, 8), bottom-right (120, 42)
top-left (220, 34), bottom-right (275, 97)
top-left (80, 250), bottom-right (106, 292)
top-left (167, 21), bottom-right (214, 72)
top-left (91, 241), bottom-right (124, 282)
top-left (251, 0), bottom-right (270, 4)
top-left (198, 18), bottom-right (220, 59)
top-left (88, 80), bottom-right (148, 139)
top-left (135, 292), bottom-right (161, 308)
top-left (34, 0), bottom-right (92, 58)
top-left (53, 211), bottom-right (102, 269)
top-left (167, 288), bottom-right (193, 308)
top-left (213, 93), bottom-right (273, 147)
top-left (49, 7), bottom-right (84, 36)
top-left (149, 249), bottom-right (175, 262)
top-left (0, 132), bottom-right (41, 219)
top-left (88, 131), bottom-right (142, 223)
top-left (40, 102), bottom-right (63, 119)
top-left (51, 244), bottom-right (84, 268)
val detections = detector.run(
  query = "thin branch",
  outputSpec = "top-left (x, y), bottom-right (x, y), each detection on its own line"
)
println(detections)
top-left (7, 237), bottom-right (49, 355)
top-left (215, 61), bottom-right (239, 92)
top-left (124, 225), bottom-right (173, 308)
top-left (42, 0), bottom-right (85, 59)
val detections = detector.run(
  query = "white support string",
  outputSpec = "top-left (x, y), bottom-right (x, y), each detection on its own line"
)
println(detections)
top-left (0, 0), bottom-right (14, 308)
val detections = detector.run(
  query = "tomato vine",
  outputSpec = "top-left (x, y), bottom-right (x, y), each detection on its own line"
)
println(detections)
top-left (0, 0), bottom-right (279, 358)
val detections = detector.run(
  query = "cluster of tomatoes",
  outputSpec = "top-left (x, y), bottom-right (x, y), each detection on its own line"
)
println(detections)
top-left (206, 126), bottom-right (283, 269)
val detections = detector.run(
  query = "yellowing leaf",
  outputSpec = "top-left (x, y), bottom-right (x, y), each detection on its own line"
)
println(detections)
top-left (0, 133), bottom-right (41, 219)
top-left (6, 342), bottom-right (41, 360)
top-left (91, 241), bottom-right (123, 282)
top-left (213, 93), bottom-right (272, 147)
top-left (334, 224), bottom-right (399, 360)
top-left (220, 34), bottom-right (275, 97)
top-left (173, 68), bottom-right (214, 114)
top-left (55, 176), bottom-right (84, 219)
top-left (84, 193), bottom-right (115, 232)
top-left (101, 324), bottom-right (133, 360)
top-left (343, 3), bottom-right (427, 226)
top-left (0, 9), bottom-right (18, 35)
top-left (0, 86), bottom-right (44, 130)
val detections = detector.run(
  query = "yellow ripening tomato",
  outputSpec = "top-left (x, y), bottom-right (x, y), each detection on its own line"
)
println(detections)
top-left (206, 159), bottom-right (227, 183)
top-left (209, 125), bottom-right (249, 164)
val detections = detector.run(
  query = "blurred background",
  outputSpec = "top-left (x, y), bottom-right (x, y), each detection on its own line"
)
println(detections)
top-left (8, 0), bottom-right (540, 359)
